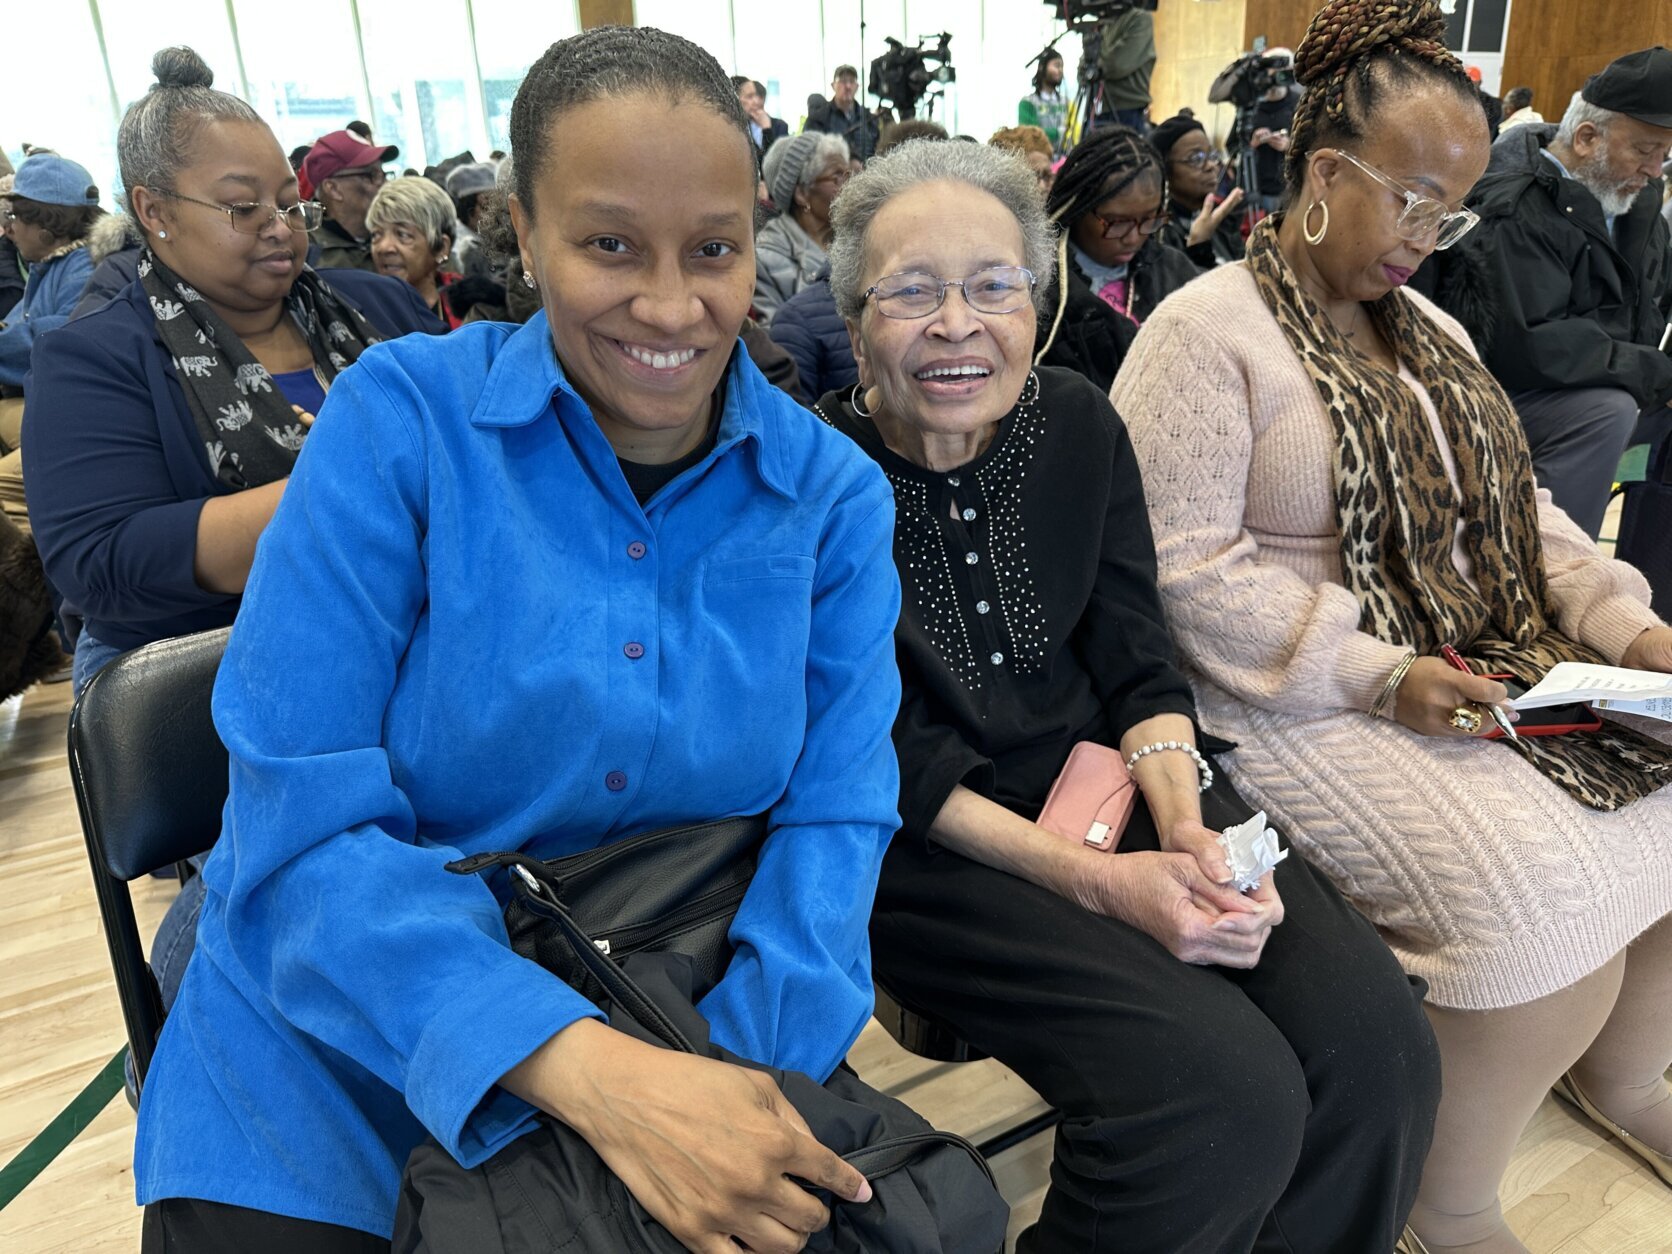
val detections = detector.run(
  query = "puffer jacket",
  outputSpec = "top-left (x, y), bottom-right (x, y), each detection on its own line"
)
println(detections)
top-left (753, 214), bottom-right (828, 326)
top-left (1034, 237), bottom-right (1199, 394)
top-left (769, 275), bottom-right (855, 405)
top-left (1426, 124), bottom-right (1672, 409)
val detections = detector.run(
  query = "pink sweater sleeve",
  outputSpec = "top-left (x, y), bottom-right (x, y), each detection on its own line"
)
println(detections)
top-left (1111, 300), bottom-right (1410, 716)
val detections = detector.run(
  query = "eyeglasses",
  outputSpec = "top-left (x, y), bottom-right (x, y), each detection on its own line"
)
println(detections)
top-left (1333, 150), bottom-right (1479, 250)
top-left (864, 266), bottom-right (1037, 319)
top-left (1090, 207), bottom-right (1170, 241)
top-left (329, 168), bottom-right (389, 188)
top-left (813, 167), bottom-right (852, 191)
top-left (1176, 150), bottom-right (1224, 170)
top-left (154, 190), bottom-right (323, 235)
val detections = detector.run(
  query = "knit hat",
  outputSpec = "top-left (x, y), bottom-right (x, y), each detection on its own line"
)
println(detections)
top-left (762, 132), bottom-right (822, 213)
top-left (1149, 113), bottom-right (1206, 165)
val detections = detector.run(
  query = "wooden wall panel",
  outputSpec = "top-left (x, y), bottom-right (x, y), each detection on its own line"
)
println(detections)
top-left (578, 0), bottom-right (634, 29)
top-left (1151, 0), bottom-right (1249, 145)
top-left (1500, 0), bottom-right (1672, 122)
top-left (1242, 0), bottom-right (1320, 53)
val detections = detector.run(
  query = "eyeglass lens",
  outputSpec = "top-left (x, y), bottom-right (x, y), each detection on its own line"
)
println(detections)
top-left (871, 268), bottom-right (1034, 318)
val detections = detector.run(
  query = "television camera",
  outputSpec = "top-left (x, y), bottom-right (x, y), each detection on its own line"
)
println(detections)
top-left (868, 33), bottom-right (956, 120)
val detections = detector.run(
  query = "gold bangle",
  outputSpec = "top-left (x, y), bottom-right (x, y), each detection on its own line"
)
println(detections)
top-left (1370, 650), bottom-right (1418, 720)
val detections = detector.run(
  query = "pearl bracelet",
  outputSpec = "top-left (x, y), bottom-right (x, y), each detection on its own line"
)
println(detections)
top-left (1125, 740), bottom-right (1213, 793)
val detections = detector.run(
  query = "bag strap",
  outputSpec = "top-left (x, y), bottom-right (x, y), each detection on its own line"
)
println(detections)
top-left (506, 865), bottom-right (704, 1055)
top-left (841, 1130), bottom-right (996, 1187)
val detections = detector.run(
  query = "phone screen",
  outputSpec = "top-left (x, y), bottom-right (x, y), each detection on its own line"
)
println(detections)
top-left (1214, 168), bottom-right (1236, 201)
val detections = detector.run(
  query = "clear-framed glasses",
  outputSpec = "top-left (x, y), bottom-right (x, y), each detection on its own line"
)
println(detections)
top-left (1090, 207), bottom-right (1170, 241)
top-left (864, 266), bottom-right (1037, 319)
top-left (1178, 150), bottom-right (1225, 170)
top-left (154, 190), bottom-right (323, 235)
top-left (1334, 150), bottom-right (1479, 250)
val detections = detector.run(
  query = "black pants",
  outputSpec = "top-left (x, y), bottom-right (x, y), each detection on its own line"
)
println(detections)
top-left (142, 1198), bottom-right (391, 1253)
top-left (871, 785), bottom-right (1440, 1254)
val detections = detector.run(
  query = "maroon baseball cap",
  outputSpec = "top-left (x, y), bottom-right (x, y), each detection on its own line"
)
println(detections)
top-left (299, 130), bottom-right (400, 199)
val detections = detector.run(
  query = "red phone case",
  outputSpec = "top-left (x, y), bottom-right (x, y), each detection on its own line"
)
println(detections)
top-left (1480, 672), bottom-right (1603, 739)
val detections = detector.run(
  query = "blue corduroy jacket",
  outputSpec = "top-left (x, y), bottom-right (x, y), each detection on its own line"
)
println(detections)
top-left (23, 269), bottom-right (442, 650)
top-left (133, 314), bottom-right (903, 1236)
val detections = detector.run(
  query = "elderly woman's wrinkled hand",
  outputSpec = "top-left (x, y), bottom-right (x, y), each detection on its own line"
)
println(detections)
top-left (1186, 188), bottom-right (1244, 250)
top-left (1065, 847), bottom-right (1277, 968)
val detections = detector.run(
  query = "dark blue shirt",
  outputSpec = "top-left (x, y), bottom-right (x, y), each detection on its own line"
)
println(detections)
top-left (132, 314), bottom-right (902, 1235)
top-left (22, 269), bottom-right (442, 651)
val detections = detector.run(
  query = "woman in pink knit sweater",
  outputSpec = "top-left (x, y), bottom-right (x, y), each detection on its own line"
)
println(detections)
top-left (1114, 4), bottom-right (1672, 1253)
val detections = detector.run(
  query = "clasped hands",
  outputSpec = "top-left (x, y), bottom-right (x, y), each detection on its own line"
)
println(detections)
top-left (1064, 816), bottom-right (1282, 969)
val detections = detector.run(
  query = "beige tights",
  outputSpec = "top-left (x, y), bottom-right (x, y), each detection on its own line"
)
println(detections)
top-left (1408, 954), bottom-right (1625, 1253)
top-left (1571, 914), bottom-right (1672, 1152)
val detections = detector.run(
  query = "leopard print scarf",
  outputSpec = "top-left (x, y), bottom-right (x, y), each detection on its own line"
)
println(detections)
top-left (1246, 218), bottom-right (1672, 811)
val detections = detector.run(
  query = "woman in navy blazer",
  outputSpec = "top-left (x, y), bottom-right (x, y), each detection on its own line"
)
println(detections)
top-left (23, 48), bottom-right (441, 692)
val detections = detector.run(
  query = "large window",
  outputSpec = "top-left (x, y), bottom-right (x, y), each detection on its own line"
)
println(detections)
top-left (471, 0), bottom-right (583, 152)
top-left (233, 0), bottom-right (369, 158)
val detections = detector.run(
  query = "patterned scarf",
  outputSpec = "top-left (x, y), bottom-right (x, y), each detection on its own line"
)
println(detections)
top-left (140, 248), bottom-right (381, 489)
top-left (1245, 218), bottom-right (1672, 811)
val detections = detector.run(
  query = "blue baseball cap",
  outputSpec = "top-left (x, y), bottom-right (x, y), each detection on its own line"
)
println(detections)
top-left (13, 154), bottom-right (100, 208)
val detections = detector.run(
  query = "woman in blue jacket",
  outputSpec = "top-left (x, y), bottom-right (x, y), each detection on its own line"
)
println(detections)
top-left (0, 154), bottom-right (101, 389)
top-left (132, 27), bottom-right (899, 1254)
top-left (23, 49), bottom-right (442, 693)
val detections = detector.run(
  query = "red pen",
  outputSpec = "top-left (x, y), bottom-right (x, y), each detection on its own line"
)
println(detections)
top-left (1439, 643), bottom-right (1521, 740)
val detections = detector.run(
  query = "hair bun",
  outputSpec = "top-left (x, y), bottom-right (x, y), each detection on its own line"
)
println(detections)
top-left (151, 46), bottom-right (215, 91)
top-left (1294, 0), bottom-right (1449, 87)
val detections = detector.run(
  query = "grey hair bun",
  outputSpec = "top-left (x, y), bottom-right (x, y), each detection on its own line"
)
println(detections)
top-left (152, 46), bottom-right (215, 91)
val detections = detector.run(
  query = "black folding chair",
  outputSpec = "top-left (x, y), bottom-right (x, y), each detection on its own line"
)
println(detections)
top-left (67, 627), bottom-right (231, 1094)
top-left (872, 987), bottom-right (1061, 1160)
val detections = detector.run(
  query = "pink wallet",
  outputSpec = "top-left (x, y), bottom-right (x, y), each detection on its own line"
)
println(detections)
top-left (1037, 742), bottom-right (1139, 852)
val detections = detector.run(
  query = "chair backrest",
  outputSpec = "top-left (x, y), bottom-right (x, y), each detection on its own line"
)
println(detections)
top-left (69, 627), bottom-right (231, 880)
top-left (67, 626), bottom-right (231, 1088)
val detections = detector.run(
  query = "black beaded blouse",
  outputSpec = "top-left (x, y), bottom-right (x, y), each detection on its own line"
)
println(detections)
top-left (816, 366), bottom-right (1198, 842)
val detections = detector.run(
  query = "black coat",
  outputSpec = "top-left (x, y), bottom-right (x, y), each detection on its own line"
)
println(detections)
top-left (1157, 197), bottom-right (1246, 271)
top-left (1425, 124), bottom-right (1672, 409)
top-left (803, 101), bottom-right (880, 161)
top-left (1034, 238), bottom-right (1200, 394)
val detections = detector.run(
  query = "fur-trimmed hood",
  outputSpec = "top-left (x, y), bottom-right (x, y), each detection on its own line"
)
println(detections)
top-left (87, 214), bottom-right (141, 266)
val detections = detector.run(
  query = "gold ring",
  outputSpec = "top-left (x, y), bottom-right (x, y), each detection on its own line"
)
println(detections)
top-left (1448, 705), bottom-right (1484, 734)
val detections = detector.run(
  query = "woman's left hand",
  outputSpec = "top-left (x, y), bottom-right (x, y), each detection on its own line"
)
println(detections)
top-left (1162, 818), bottom-right (1285, 930)
top-left (1620, 626), bottom-right (1672, 674)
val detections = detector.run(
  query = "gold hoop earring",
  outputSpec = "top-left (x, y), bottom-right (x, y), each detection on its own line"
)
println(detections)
top-left (1303, 200), bottom-right (1329, 246)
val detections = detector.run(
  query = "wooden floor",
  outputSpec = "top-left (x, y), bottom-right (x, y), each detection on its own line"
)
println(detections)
top-left (4, 661), bottom-right (1672, 1253)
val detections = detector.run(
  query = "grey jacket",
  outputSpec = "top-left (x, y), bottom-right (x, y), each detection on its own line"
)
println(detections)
top-left (752, 214), bottom-right (828, 326)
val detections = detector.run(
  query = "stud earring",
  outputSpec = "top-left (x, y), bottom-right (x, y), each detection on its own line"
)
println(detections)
top-left (522, 272), bottom-right (537, 290)
top-left (157, 230), bottom-right (167, 240)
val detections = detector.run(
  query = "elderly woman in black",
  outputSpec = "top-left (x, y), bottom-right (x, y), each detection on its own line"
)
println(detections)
top-left (816, 138), bottom-right (1440, 1254)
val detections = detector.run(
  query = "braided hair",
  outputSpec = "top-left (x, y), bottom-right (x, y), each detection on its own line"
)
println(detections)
top-left (1285, 0), bottom-right (1484, 201)
top-left (1033, 47), bottom-right (1064, 96)
top-left (508, 26), bottom-right (750, 222)
top-left (1036, 125), bottom-right (1166, 363)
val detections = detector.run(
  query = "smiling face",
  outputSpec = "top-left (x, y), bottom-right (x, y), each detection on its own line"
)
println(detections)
top-left (130, 117), bottom-right (310, 318)
top-left (847, 179), bottom-right (1036, 442)
top-left (371, 218), bottom-right (449, 295)
top-left (1299, 84), bottom-right (1489, 304)
top-left (1069, 168), bottom-right (1165, 268)
top-left (1166, 129), bottom-right (1220, 207)
top-left (510, 91), bottom-right (756, 456)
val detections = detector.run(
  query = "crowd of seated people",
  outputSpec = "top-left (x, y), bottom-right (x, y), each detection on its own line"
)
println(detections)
top-left (4, 5), bottom-right (1672, 1254)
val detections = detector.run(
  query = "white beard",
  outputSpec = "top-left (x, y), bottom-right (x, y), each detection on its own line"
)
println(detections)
top-left (1571, 147), bottom-right (1642, 217)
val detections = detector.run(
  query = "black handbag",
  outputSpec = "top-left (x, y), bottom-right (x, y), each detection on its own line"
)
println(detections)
top-left (392, 816), bottom-right (1010, 1254)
